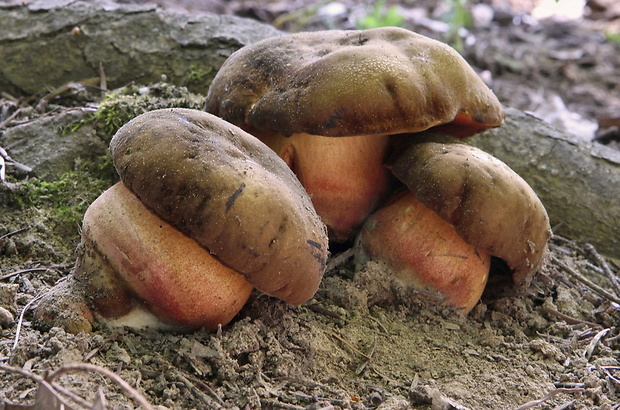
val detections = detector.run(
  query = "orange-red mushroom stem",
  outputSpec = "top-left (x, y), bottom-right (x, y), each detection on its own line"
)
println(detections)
top-left (260, 132), bottom-right (393, 242)
top-left (358, 191), bottom-right (491, 313)
top-left (82, 182), bottom-right (254, 330)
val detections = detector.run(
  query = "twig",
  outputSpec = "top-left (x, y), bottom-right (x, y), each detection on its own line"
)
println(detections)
top-left (4, 159), bottom-right (33, 173)
top-left (0, 108), bottom-right (22, 129)
top-left (99, 61), bottom-right (108, 92)
top-left (5, 138), bottom-right (27, 151)
top-left (0, 144), bottom-right (32, 174)
top-left (552, 400), bottom-right (577, 410)
top-left (515, 387), bottom-right (584, 410)
top-left (584, 328), bottom-right (610, 361)
top-left (543, 305), bottom-right (602, 328)
top-left (261, 371), bottom-right (287, 397)
top-left (83, 346), bottom-right (103, 362)
top-left (49, 381), bottom-right (93, 408)
top-left (0, 363), bottom-right (97, 408)
top-left (0, 363), bottom-right (44, 382)
top-left (331, 332), bottom-right (372, 360)
top-left (186, 375), bottom-right (226, 406)
top-left (260, 398), bottom-right (305, 410)
top-left (326, 247), bottom-right (354, 272)
top-left (552, 256), bottom-right (620, 305)
top-left (1, 263), bottom-right (72, 281)
top-left (356, 335), bottom-right (377, 375)
top-left (12, 293), bottom-right (45, 350)
top-left (0, 226), bottom-right (29, 241)
top-left (1, 268), bottom-right (48, 281)
top-left (174, 372), bottom-right (223, 407)
top-left (46, 363), bottom-right (153, 409)
top-left (35, 77), bottom-right (101, 112)
top-left (585, 243), bottom-right (620, 296)
top-left (367, 314), bottom-right (394, 339)
top-left (288, 390), bottom-right (352, 405)
top-left (306, 303), bottom-right (342, 320)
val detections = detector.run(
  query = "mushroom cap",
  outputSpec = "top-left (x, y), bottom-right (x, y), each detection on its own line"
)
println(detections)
top-left (110, 108), bottom-right (329, 305)
top-left (389, 134), bottom-right (552, 287)
top-left (204, 27), bottom-right (504, 138)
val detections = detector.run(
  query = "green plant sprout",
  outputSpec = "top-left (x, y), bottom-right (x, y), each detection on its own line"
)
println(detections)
top-left (606, 30), bottom-right (620, 44)
top-left (356, 0), bottom-right (404, 30)
top-left (443, 0), bottom-right (472, 53)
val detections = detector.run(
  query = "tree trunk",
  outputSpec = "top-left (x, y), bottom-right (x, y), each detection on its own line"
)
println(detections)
top-left (0, 1), bottom-right (280, 96)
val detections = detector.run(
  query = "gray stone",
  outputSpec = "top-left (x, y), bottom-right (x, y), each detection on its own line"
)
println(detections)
top-left (2, 110), bottom-right (106, 180)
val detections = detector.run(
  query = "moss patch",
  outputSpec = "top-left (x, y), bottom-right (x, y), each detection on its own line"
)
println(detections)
top-left (91, 82), bottom-right (205, 139)
top-left (16, 159), bottom-right (117, 239)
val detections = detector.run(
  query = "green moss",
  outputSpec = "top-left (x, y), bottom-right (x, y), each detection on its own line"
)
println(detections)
top-left (69, 82), bottom-right (205, 141)
top-left (17, 159), bottom-right (117, 238)
top-left (606, 31), bottom-right (620, 44)
top-left (43, 82), bottom-right (204, 235)
top-left (184, 64), bottom-right (214, 89)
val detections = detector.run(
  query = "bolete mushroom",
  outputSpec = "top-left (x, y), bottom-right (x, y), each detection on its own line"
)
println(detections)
top-left (357, 135), bottom-right (552, 312)
top-left (204, 27), bottom-right (504, 242)
top-left (34, 108), bottom-right (328, 332)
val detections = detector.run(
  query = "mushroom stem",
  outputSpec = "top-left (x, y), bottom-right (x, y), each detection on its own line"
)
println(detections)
top-left (357, 190), bottom-right (491, 313)
top-left (260, 132), bottom-right (393, 242)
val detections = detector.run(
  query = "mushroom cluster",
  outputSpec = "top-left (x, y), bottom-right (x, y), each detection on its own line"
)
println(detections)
top-left (36, 27), bottom-right (552, 333)
top-left (205, 27), bottom-right (551, 313)
top-left (204, 27), bottom-right (504, 242)
top-left (35, 108), bottom-right (328, 332)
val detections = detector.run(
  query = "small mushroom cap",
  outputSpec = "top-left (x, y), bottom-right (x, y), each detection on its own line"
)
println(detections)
top-left (110, 108), bottom-right (329, 305)
top-left (389, 135), bottom-right (552, 287)
top-left (205, 27), bottom-right (504, 138)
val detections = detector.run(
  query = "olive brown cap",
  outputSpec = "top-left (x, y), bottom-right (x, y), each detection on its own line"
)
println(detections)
top-left (205, 27), bottom-right (504, 138)
top-left (110, 108), bottom-right (329, 305)
top-left (389, 135), bottom-right (552, 287)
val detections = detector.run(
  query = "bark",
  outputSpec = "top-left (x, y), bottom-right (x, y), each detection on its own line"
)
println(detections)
top-left (0, 0), bottom-right (281, 96)
top-left (469, 107), bottom-right (620, 259)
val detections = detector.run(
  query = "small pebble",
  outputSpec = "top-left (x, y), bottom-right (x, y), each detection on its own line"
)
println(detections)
top-left (0, 306), bottom-right (14, 328)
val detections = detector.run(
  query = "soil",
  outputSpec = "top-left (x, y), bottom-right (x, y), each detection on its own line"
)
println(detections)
top-left (1, 1), bottom-right (620, 409)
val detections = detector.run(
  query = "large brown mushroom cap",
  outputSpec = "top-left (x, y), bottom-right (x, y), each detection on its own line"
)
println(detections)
top-left (205, 27), bottom-right (504, 138)
top-left (110, 108), bottom-right (328, 305)
top-left (389, 134), bottom-right (552, 287)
